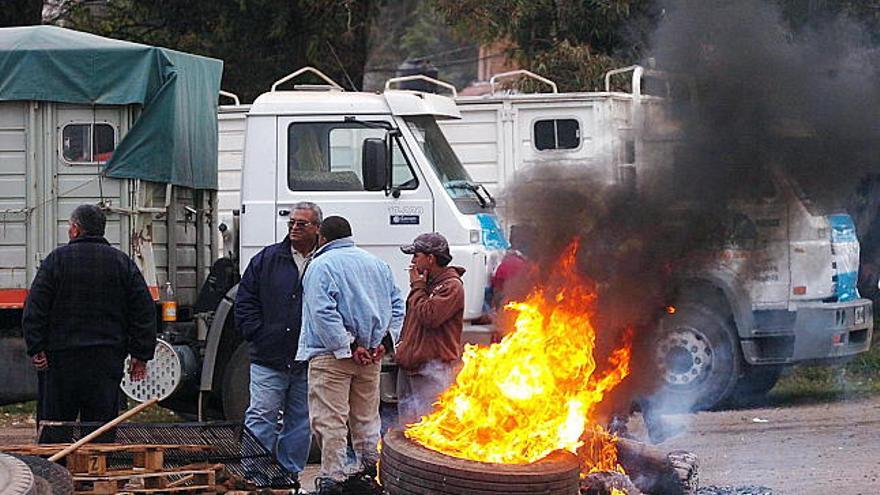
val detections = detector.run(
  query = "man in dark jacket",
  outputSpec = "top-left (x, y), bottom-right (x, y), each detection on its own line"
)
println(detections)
top-left (23, 204), bottom-right (156, 424)
top-left (235, 202), bottom-right (321, 475)
top-left (395, 232), bottom-right (465, 425)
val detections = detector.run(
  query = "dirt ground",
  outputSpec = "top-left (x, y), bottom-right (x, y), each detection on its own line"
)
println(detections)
top-left (231, 395), bottom-right (880, 494)
top-left (2, 396), bottom-right (879, 494)
top-left (627, 395), bottom-right (880, 495)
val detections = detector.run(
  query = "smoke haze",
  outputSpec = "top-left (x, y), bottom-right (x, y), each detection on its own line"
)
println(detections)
top-left (501, 0), bottom-right (880, 427)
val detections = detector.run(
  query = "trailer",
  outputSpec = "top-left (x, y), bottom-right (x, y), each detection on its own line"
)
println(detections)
top-left (0, 26), bottom-right (222, 406)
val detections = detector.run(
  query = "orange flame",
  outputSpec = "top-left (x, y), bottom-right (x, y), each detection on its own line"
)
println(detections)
top-left (404, 239), bottom-right (633, 473)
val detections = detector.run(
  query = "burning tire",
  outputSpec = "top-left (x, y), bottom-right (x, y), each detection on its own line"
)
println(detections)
top-left (653, 304), bottom-right (741, 411)
top-left (380, 429), bottom-right (580, 495)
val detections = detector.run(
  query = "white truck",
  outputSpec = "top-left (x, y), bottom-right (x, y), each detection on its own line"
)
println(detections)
top-left (0, 29), bottom-right (506, 422)
top-left (440, 67), bottom-right (874, 410)
top-left (140, 68), bottom-right (507, 419)
top-left (221, 68), bottom-right (505, 413)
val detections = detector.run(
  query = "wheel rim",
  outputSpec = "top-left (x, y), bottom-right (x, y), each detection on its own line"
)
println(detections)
top-left (656, 326), bottom-right (713, 387)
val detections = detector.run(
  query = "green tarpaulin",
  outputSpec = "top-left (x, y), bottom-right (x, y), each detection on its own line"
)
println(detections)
top-left (0, 26), bottom-right (222, 189)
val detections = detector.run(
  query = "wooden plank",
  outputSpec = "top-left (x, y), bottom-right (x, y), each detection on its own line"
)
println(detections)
top-left (132, 448), bottom-right (164, 471)
top-left (67, 452), bottom-right (90, 474)
top-left (73, 467), bottom-right (220, 482)
top-left (88, 453), bottom-right (107, 475)
top-left (126, 484), bottom-right (216, 493)
top-left (1, 443), bottom-right (217, 455)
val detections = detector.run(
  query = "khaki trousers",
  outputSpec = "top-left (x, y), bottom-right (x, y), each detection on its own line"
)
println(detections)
top-left (308, 354), bottom-right (381, 481)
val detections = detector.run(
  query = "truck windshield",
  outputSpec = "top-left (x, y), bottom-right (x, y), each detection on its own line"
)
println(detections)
top-left (404, 115), bottom-right (494, 213)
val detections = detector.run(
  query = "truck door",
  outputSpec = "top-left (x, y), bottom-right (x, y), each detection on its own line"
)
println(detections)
top-left (276, 118), bottom-right (433, 289)
top-left (52, 105), bottom-right (128, 252)
top-left (727, 173), bottom-right (791, 308)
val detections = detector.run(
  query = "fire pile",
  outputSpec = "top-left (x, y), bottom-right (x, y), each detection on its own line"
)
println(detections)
top-left (405, 239), bottom-right (634, 479)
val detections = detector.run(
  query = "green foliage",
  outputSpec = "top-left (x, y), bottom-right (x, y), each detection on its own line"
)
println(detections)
top-left (64, 0), bottom-right (378, 102)
top-left (0, 0), bottom-right (42, 27)
top-left (365, 1), bottom-right (478, 90)
top-left (434, 0), bottom-right (659, 91)
top-left (776, 0), bottom-right (880, 43)
top-left (771, 340), bottom-right (880, 405)
top-left (433, 0), bottom-right (880, 91)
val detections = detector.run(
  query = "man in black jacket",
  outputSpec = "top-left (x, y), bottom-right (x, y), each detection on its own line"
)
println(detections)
top-left (235, 201), bottom-right (321, 476)
top-left (23, 204), bottom-right (156, 423)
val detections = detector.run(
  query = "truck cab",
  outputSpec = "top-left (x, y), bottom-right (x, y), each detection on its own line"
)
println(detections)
top-left (223, 69), bottom-right (506, 411)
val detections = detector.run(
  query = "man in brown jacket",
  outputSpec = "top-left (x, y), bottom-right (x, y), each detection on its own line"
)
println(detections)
top-left (395, 232), bottom-right (465, 425)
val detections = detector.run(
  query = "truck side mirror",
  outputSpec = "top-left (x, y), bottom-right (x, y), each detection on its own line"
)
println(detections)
top-left (362, 138), bottom-right (389, 192)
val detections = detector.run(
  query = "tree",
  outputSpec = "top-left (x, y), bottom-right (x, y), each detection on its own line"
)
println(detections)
top-left (364, 1), bottom-right (478, 91)
top-left (63, 1), bottom-right (378, 102)
top-left (433, 0), bottom-right (880, 91)
top-left (434, 0), bottom-right (661, 91)
top-left (0, 0), bottom-right (43, 27)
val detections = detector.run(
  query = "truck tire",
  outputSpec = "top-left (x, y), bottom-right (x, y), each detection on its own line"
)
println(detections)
top-left (729, 364), bottom-right (783, 406)
top-left (222, 342), bottom-right (251, 422)
top-left (653, 304), bottom-right (741, 412)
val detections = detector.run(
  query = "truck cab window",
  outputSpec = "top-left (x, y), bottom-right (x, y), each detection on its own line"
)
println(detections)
top-left (534, 119), bottom-right (580, 151)
top-left (62, 123), bottom-right (116, 164)
top-left (288, 122), bottom-right (416, 191)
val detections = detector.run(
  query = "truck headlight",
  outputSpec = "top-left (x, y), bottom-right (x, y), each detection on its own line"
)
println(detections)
top-left (855, 306), bottom-right (866, 325)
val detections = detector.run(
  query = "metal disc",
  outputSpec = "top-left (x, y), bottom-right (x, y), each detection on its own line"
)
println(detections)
top-left (120, 339), bottom-right (182, 402)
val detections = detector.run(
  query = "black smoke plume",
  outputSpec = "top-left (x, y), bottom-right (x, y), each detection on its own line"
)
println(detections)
top-left (500, 0), bottom-right (880, 422)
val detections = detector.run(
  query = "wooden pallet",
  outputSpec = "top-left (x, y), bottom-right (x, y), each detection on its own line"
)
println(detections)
top-left (73, 464), bottom-right (222, 494)
top-left (0, 443), bottom-right (217, 476)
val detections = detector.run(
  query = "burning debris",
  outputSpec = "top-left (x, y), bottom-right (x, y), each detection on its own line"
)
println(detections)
top-left (404, 240), bottom-right (632, 471)
top-left (381, 242), bottom-right (698, 495)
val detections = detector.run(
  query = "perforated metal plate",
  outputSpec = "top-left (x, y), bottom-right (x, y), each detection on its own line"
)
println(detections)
top-left (121, 339), bottom-right (182, 402)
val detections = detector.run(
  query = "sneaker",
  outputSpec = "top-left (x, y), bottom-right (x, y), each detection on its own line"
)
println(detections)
top-left (313, 477), bottom-right (346, 495)
top-left (341, 468), bottom-right (382, 494)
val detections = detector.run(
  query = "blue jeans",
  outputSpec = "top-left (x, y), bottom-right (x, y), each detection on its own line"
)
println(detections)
top-left (245, 363), bottom-right (311, 474)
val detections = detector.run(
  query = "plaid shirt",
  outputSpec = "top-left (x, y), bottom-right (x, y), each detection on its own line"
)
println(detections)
top-left (22, 235), bottom-right (156, 361)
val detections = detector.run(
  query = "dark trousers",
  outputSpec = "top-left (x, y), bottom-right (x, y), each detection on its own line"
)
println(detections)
top-left (38, 347), bottom-right (125, 425)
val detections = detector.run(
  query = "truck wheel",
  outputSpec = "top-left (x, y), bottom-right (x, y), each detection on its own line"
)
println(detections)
top-left (729, 364), bottom-right (783, 406)
top-left (222, 342), bottom-right (251, 421)
top-left (653, 304), bottom-right (741, 412)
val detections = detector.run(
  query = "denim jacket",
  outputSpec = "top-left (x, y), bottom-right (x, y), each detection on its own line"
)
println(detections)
top-left (296, 237), bottom-right (405, 361)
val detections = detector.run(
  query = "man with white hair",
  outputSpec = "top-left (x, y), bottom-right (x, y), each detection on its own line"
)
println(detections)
top-left (235, 201), bottom-right (322, 476)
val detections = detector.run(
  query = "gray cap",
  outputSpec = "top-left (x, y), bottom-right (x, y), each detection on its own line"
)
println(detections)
top-left (401, 232), bottom-right (451, 259)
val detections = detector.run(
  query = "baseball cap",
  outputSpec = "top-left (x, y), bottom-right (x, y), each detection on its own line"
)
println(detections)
top-left (400, 232), bottom-right (451, 259)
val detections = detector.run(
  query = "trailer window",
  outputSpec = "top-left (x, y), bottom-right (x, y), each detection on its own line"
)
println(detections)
top-left (287, 122), bottom-right (416, 192)
top-left (62, 123), bottom-right (116, 164)
top-left (534, 119), bottom-right (580, 151)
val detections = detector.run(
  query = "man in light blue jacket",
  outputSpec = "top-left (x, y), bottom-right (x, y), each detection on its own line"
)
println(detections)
top-left (296, 216), bottom-right (404, 495)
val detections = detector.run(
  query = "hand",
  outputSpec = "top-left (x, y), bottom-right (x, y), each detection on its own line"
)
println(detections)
top-left (129, 358), bottom-right (147, 382)
top-left (352, 346), bottom-right (372, 366)
top-left (31, 352), bottom-right (48, 371)
top-left (409, 265), bottom-right (427, 285)
top-left (370, 344), bottom-right (386, 364)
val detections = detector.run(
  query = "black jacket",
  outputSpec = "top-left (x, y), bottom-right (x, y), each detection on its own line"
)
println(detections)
top-left (22, 235), bottom-right (157, 361)
top-left (234, 237), bottom-right (306, 371)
